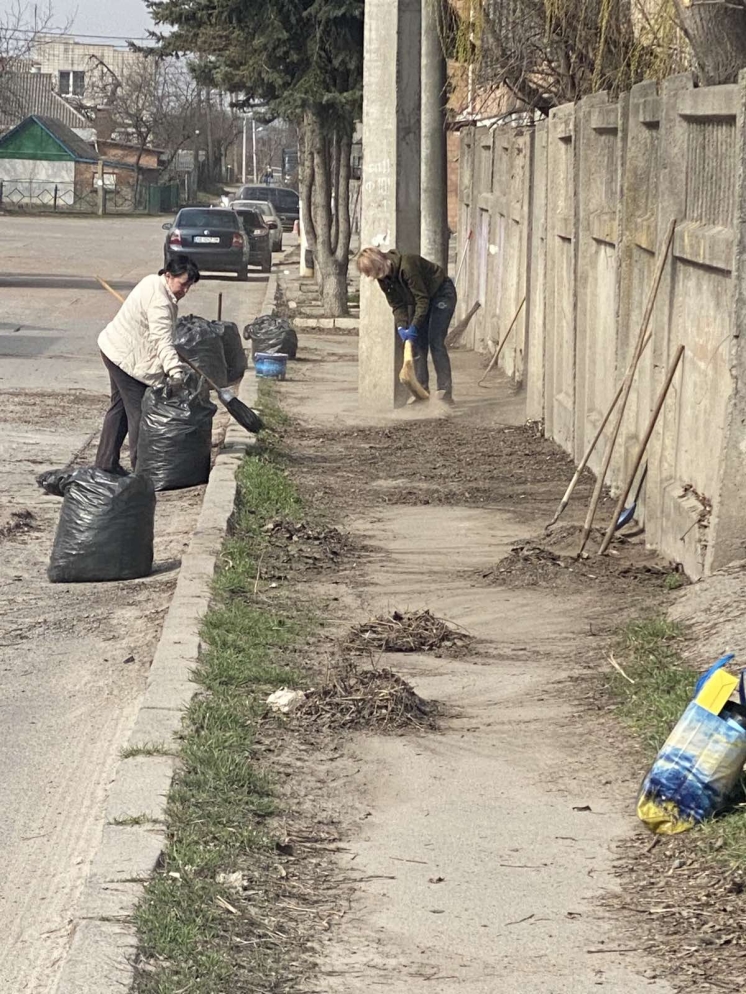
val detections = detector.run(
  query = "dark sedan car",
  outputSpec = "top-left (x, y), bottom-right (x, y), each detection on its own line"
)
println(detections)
top-left (232, 206), bottom-right (272, 272)
top-left (163, 208), bottom-right (250, 280)
top-left (235, 185), bottom-right (300, 231)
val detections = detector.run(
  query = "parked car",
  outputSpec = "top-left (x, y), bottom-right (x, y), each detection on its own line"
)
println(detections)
top-left (163, 208), bottom-right (249, 280)
top-left (235, 185), bottom-right (299, 232)
top-left (232, 199), bottom-right (283, 252)
top-left (232, 206), bottom-right (272, 273)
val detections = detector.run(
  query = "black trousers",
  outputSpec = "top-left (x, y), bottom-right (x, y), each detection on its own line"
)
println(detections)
top-left (95, 352), bottom-right (147, 473)
top-left (414, 278), bottom-right (457, 397)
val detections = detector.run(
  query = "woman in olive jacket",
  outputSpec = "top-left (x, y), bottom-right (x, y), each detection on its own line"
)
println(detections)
top-left (357, 246), bottom-right (457, 403)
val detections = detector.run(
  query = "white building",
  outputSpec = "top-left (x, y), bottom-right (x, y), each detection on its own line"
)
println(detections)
top-left (30, 34), bottom-right (143, 106)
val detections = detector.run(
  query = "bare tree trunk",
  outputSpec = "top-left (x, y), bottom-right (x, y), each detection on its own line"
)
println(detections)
top-left (299, 116), bottom-right (322, 286)
top-left (673, 0), bottom-right (746, 83)
top-left (335, 126), bottom-right (353, 269)
top-left (205, 88), bottom-right (214, 184)
top-left (307, 110), bottom-right (349, 317)
top-left (331, 130), bottom-right (340, 255)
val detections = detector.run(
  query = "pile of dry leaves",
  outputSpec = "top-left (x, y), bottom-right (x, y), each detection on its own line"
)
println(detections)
top-left (297, 663), bottom-right (438, 731)
top-left (342, 609), bottom-right (473, 655)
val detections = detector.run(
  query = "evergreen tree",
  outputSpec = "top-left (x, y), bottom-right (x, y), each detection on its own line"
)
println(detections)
top-left (147, 0), bottom-right (363, 315)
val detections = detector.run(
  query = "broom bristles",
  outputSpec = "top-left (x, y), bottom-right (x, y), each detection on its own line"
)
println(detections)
top-left (227, 396), bottom-right (263, 434)
top-left (399, 341), bottom-right (429, 400)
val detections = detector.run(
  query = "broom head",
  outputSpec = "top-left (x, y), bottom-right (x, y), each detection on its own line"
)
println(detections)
top-left (217, 388), bottom-right (264, 434)
top-left (399, 340), bottom-right (429, 400)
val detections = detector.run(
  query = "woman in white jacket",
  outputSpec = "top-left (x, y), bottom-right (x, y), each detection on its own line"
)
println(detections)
top-left (95, 255), bottom-right (200, 474)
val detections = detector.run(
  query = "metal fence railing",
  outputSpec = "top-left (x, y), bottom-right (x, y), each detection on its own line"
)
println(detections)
top-left (0, 179), bottom-right (182, 215)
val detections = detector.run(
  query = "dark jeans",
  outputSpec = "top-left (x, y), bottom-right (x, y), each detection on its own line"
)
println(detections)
top-left (414, 278), bottom-right (457, 398)
top-left (95, 352), bottom-right (147, 473)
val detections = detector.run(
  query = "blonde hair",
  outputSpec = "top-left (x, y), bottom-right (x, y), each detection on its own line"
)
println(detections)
top-left (356, 246), bottom-right (391, 279)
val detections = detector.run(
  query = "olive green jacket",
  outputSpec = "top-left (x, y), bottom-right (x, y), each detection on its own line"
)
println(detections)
top-left (378, 250), bottom-right (446, 330)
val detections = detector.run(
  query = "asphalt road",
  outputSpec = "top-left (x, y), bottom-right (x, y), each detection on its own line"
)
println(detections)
top-left (0, 213), bottom-right (271, 993)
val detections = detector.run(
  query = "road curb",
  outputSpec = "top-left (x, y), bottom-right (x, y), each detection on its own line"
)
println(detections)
top-left (52, 285), bottom-right (275, 994)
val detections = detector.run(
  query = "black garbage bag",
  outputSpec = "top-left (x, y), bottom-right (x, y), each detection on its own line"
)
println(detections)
top-left (47, 469), bottom-right (155, 583)
top-left (175, 314), bottom-right (228, 386)
top-left (214, 320), bottom-right (247, 383)
top-left (137, 376), bottom-right (217, 491)
top-left (243, 314), bottom-right (298, 359)
top-left (37, 467), bottom-right (70, 497)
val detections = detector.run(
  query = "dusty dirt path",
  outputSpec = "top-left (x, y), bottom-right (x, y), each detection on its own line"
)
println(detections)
top-left (278, 336), bottom-right (675, 993)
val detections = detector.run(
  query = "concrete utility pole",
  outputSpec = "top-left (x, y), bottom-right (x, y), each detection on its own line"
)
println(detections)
top-left (359, 0), bottom-right (422, 409)
top-left (420, 0), bottom-right (449, 269)
top-left (252, 117), bottom-right (258, 183)
top-left (242, 116), bottom-right (247, 184)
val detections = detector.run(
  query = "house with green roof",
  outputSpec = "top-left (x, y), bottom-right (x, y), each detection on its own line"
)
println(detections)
top-left (0, 114), bottom-right (136, 210)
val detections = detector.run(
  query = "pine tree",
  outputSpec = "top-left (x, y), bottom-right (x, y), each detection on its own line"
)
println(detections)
top-left (147, 0), bottom-right (363, 316)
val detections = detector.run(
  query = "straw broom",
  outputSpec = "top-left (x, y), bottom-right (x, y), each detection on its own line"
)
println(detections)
top-left (399, 340), bottom-right (430, 400)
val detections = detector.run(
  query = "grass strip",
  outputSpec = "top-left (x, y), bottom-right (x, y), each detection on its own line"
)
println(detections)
top-left (134, 384), bottom-right (313, 994)
top-left (611, 615), bottom-right (746, 867)
top-left (609, 616), bottom-right (692, 756)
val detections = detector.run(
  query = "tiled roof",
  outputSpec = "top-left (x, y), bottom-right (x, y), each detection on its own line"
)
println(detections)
top-left (0, 72), bottom-right (88, 132)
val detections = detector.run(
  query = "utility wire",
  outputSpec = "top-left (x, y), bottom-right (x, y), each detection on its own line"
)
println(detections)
top-left (1, 27), bottom-right (157, 42)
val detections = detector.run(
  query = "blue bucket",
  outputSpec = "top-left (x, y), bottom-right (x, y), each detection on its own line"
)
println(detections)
top-left (255, 352), bottom-right (288, 381)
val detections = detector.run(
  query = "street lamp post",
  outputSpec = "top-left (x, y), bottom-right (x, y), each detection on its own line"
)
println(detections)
top-left (242, 116), bottom-right (247, 184)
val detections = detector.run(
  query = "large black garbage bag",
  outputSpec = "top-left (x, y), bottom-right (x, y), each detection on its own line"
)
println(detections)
top-left (243, 314), bottom-right (298, 359)
top-left (214, 320), bottom-right (247, 383)
top-left (47, 469), bottom-right (155, 583)
top-left (175, 314), bottom-right (228, 386)
top-left (137, 377), bottom-right (217, 491)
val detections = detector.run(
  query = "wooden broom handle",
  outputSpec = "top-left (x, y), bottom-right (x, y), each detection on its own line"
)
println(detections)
top-left (598, 345), bottom-right (685, 555)
top-left (95, 275), bottom-right (125, 304)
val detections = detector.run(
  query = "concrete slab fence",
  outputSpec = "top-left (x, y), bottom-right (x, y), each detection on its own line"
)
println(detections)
top-left (456, 71), bottom-right (746, 578)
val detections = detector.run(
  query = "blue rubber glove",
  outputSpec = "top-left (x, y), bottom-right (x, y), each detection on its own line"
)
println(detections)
top-left (397, 325), bottom-right (418, 343)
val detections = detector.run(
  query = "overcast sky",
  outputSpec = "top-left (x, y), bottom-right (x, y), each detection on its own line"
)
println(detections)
top-left (2, 0), bottom-right (155, 43)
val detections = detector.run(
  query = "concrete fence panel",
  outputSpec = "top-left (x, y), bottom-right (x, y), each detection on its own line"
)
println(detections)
top-left (544, 103), bottom-right (578, 453)
top-left (468, 126), bottom-right (495, 351)
top-left (494, 128), bottom-right (532, 382)
top-left (651, 75), bottom-right (741, 576)
top-left (710, 71), bottom-right (746, 573)
top-left (616, 80), bottom-right (662, 525)
top-left (526, 123), bottom-right (548, 423)
top-left (455, 128), bottom-right (476, 323)
top-left (575, 92), bottom-right (625, 470)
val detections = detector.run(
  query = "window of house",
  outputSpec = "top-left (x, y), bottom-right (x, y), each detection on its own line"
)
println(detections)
top-left (59, 70), bottom-right (85, 96)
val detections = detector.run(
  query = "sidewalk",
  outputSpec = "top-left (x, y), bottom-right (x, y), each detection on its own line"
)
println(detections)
top-left (278, 335), bottom-right (672, 994)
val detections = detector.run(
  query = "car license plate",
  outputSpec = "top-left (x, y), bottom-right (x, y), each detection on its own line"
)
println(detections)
top-left (195, 236), bottom-right (220, 243)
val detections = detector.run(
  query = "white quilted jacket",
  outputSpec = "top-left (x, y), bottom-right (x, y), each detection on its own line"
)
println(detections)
top-left (98, 274), bottom-right (182, 385)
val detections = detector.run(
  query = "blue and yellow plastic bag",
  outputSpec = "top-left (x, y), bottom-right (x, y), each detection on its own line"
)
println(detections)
top-left (637, 654), bottom-right (746, 834)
